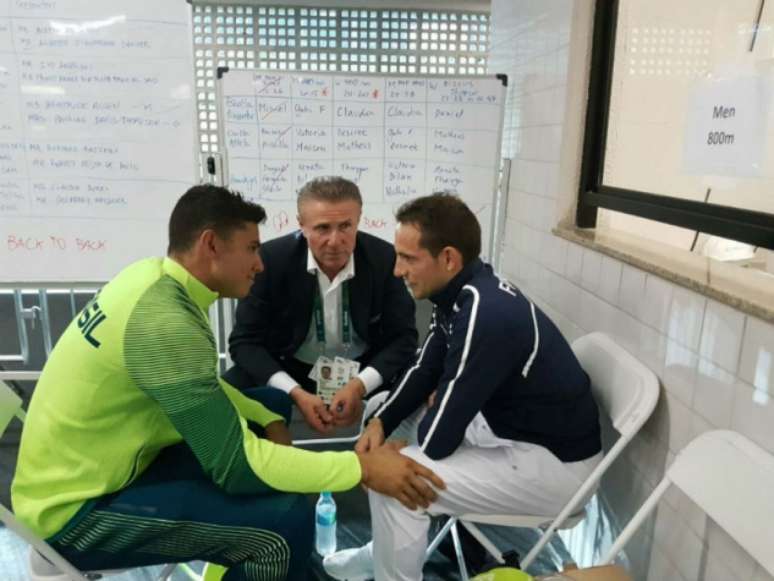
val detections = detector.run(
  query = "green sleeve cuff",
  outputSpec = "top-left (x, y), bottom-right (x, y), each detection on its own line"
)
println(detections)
top-left (242, 432), bottom-right (363, 492)
top-left (221, 380), bottom-right (284, 427)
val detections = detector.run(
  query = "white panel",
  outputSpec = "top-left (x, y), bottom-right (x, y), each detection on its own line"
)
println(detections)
top-left (739, 317), bottom-right (774, 395)
top-left (699, 299), bottom-right (746, 374)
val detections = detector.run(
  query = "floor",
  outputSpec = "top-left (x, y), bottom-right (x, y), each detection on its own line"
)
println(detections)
top-left (1, 502), bottom-right (574, 580)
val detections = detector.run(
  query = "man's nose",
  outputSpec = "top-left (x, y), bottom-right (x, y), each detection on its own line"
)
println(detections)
top-left (329, 229), bottom-right (342, 246)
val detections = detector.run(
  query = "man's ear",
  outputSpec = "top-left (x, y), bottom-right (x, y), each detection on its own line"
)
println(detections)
top-left (199, 229), bottom-right (218, 257)
top-left (441, 246), bottom-right (463, 271)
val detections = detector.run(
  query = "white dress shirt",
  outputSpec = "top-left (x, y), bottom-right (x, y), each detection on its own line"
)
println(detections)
top-left (267, 249), bottom-right (383, 395)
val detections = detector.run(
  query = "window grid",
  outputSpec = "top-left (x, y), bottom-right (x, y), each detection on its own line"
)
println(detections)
top-left (192, 4), bottom-right (490, 153)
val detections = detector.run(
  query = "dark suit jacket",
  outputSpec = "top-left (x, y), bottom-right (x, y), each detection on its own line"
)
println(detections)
top-left (228, 230), bottom-right (418, 388)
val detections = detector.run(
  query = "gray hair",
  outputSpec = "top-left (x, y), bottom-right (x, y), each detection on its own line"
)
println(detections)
top-left (297, 176), bottom-right (363, 213)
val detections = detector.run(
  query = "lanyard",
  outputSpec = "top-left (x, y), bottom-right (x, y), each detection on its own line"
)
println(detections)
top-left (313, 280), bottom-right (351, 348)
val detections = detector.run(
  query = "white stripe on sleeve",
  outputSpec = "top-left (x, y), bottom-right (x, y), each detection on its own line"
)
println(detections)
top-left (375, 327), bottom-right (437, 418)
top-left (521, 301), bottom-right (539, 378)
top-left (420, 285), bottom-right (480, 453)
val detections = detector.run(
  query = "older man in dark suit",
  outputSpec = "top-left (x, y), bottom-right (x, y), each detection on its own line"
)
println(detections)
top-left (223, 177), bottom-right (417, 433)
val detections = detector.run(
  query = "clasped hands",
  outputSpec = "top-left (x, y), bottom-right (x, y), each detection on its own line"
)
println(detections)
top-left (290, 377), bottom-right (366, 433)
top-left (291, 382), bottom-right (445, 510)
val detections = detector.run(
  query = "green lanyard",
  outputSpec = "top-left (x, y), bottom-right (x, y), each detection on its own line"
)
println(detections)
top-left (313, 281), bottom-right (351, 349)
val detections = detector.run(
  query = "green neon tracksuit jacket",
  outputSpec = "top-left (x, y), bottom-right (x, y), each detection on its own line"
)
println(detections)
top-left (11, 257), bottom-right (361, 539)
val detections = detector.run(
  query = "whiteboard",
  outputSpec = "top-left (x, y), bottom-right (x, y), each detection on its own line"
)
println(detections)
top-left (217, 70), bottom-right (506, 259)
top-left (0, 0), bottom-right (197, 284)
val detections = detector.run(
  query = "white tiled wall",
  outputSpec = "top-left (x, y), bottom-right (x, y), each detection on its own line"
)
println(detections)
top-left (489, 1), bottom-right (774, 579)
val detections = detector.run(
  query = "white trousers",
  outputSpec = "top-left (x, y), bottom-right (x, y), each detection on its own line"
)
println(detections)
top-left (362, 394), bottom-right (602, 581)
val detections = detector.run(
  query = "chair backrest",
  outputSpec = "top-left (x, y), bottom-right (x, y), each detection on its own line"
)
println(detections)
top-left (0, 380), bottom-right (91, 581)
top-left (0, 380), bottom-right (25, 438)
top-left (604, 430), bottom-right (774, 575)
top-left (520, 333), bottom-right (660, 569)
top-left (572, 332), bottom-right (660, 439)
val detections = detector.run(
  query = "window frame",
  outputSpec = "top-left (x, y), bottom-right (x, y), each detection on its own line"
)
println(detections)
top-left (577, 0), bottom-right (774, 250)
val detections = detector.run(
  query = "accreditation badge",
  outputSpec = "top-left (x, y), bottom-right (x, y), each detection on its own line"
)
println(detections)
top-left (312, 355), bottom-right (361, 404)
top-left (312, 356), bottom-right (335, 404)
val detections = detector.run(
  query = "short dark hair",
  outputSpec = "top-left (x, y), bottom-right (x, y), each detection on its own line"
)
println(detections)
top-left (168, 184), bottom-right (266, 254)
top-left (395, 193), bottom-right (481, 265)
top-left (297, 176), bottom-right (362, 212)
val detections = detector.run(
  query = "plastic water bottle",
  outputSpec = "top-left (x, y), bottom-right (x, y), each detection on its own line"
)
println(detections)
top-left (315, 491), bottom-right (337, 556)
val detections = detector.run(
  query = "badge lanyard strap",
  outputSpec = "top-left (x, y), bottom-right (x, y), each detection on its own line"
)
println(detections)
top-left (313, 281), bottom-right (351, 353)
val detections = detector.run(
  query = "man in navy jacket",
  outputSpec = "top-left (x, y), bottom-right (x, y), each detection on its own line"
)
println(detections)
top-left (324, 194), bottom-right (602, 581)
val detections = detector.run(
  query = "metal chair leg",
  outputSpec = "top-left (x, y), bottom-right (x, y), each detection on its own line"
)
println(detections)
top-left (156, 562), bottom-right (202, 580)
top-left (459, 521), bottom-right (506, 565)
top-left (424, 516), bottom-right (457, 560)
top-left (156, 563), bottom-right (179, 580)
top-left (450, 521), bottom-right (469, 581)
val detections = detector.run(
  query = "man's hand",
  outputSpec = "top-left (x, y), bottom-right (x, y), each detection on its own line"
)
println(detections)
top-left (355, 417), bottom-right (385, 454)
top-left (264, 420), bottom-right (292, 446)
top-left (290, 387), bottom-right (334, 433)
top-left (357, 443), bottom-right (446, 511)
top-left (330, 377), bottom-right (366, 427)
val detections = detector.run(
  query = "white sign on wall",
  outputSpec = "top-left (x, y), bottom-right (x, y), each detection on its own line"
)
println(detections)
top-left (683, 76), bottom-right (770, 177)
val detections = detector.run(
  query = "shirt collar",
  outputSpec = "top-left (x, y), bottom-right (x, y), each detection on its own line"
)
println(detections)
top-left (430, 258), bottom-right (484, 313)
top-left (162, 257), bottom-right (220, 312)
top-left (306, 247), bottom-right (356, 283)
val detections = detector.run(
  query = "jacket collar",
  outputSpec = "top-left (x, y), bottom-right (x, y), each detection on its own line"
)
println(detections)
top-left (429, 258), bottom-right (484, 313)
top-left (306, 246), bottom-right (356, 291)
top-left (162, 257), bottom-right (219, 313)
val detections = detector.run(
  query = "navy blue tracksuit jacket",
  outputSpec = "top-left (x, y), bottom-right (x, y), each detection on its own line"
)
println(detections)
top-left (375, 259), bottom-right (601, 462)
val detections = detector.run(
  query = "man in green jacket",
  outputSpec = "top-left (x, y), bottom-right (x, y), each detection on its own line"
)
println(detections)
top-left (12, 185), bottom-right (443, 581)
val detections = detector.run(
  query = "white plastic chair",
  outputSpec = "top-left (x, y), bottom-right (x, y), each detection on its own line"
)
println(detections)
top-left (602, 430), bottom-right (774, 576)
top-left (426, 332), bottom-right (660, 580)
top-left (0, 379), bottom-right (194, 581)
